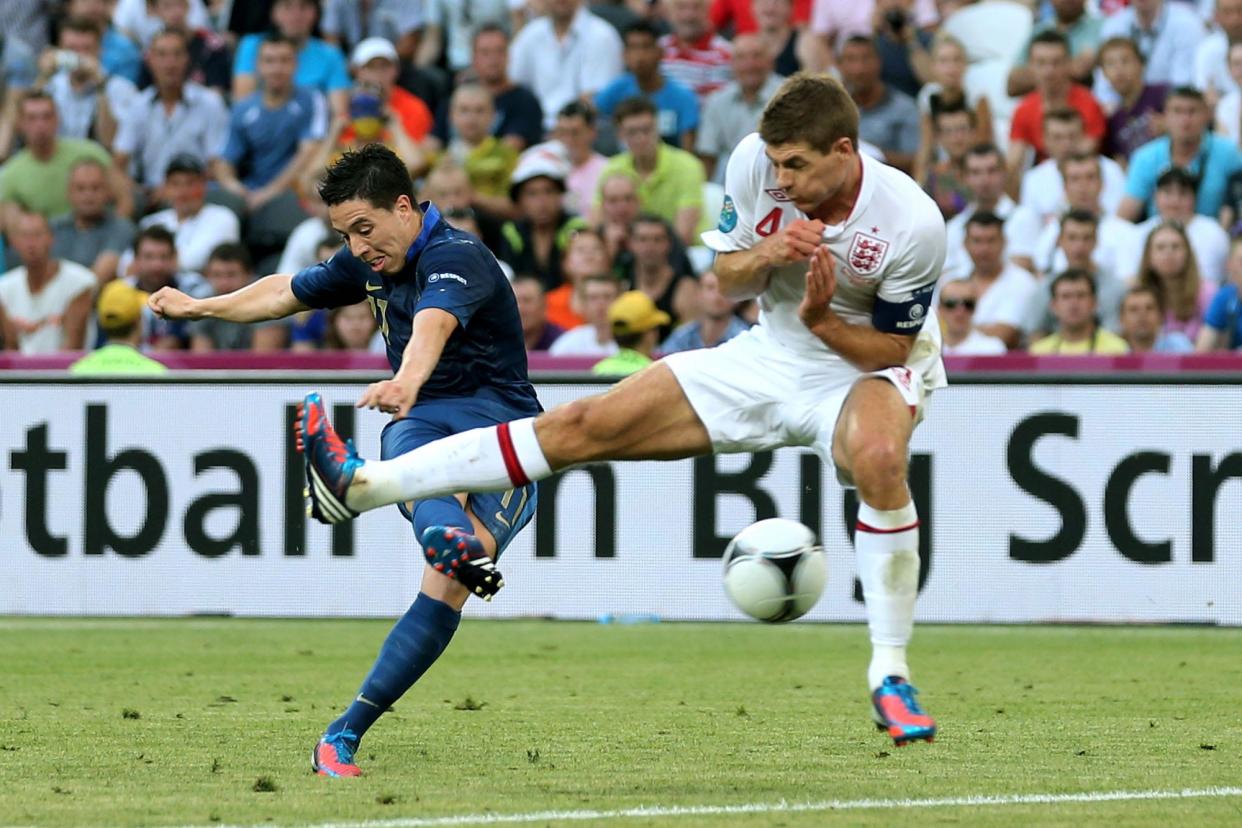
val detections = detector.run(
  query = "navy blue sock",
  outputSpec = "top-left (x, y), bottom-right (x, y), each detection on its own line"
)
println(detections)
top-left (325, 593), bottom-right (461, 746)
top-left (412, 496), bottom-right (473, 540)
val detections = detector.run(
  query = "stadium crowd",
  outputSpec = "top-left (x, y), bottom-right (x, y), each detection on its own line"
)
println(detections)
top-left (4, 0), bottom-right (1242, 373)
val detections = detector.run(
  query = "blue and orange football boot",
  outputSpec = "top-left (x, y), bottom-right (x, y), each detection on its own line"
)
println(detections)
top-left (311, 729), bottom-right (361, 777)
top-left (421, 526), bottom-right (505, 601)
top-left (871, 676), bottom-right (936, 746)
top-left (295, 392), bottom-right (362, 525)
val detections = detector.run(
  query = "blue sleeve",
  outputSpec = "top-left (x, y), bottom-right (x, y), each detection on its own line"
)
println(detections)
top-left (1203, 285), bottom-right (1233, 330)
top-left (233, 34), bottom-right (259, 76)
top-left (679, 86), bottom-right (700, 132)
top-left (872, 281), bottom-right (936, 334)
top-left (595, 81), bottom-right (622, 117)
top-left (220, 104), bottom-right (248, 166)
top-left (1124, 147), bottom-right (1157, 201)
top-left (414, 244), bottom-right (495, 329)
top-left (325, 47), bottom-right (352, 92)
top-left (290, 249), bottom-right (367, 309)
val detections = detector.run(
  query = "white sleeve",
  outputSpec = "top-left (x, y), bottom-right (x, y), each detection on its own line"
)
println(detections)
top-left (878, 212), bottom-right (945, 304)
top-left (993, 275), bottom-right (1038, 328)
top-left (700, 133), bottom-right (762, 252)
top-left (1193, 39), bottom-right (1215, 91)
top-left (579, 24), bottom-right (624, 97)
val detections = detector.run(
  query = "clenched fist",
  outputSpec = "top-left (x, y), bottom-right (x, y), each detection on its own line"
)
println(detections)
top-left (759, 218), bottom-right (827, 268)
top-left (147, 287), bottom-right (200, 320)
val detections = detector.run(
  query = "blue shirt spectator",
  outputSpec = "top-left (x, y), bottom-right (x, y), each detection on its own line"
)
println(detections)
top-left (1124, 133), bottom-right (1242, 219)
top-left (1201, 282), bottom-right (1242, 349)
top-left (233, 34), bottom-right (351, 99)
top-left (596, 74), bottom-right (699, 147)
top-left (661, 316), bottom-right (749, 353)
top-left (101, 27), bottom-right (143, 84)
top-left (220, 87), bottom-right (328, 189)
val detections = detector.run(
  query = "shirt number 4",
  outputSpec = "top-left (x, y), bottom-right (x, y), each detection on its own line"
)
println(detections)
top-left (755, 208), bottom-right (781, 237)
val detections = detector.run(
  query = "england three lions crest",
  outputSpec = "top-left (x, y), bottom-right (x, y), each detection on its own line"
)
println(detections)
top-left (846, 232), bottom-right (889, 282)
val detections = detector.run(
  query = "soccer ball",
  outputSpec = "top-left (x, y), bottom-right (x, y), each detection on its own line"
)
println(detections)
top-left (722, 518), bottom-right (827, 623)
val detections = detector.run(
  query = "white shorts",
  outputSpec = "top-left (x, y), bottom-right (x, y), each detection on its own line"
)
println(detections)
top-left (662, 326), bottom-right (929, 486)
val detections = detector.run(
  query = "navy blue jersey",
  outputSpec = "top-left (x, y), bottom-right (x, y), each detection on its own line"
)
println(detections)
top-left (291, 203), bottom-right (540, 413)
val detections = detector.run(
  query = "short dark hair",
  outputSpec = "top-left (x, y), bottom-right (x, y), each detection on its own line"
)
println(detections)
top-left (19, 88), bottom-right (55, 112)
top-left (1029, 29), bottom-right (1070, 54)
top-left (1156, 167), bottom-right (1198, 192)
top-left (624, 20), bottom-right (661, 42)
top-left (1051, 267), bottom-right (1096, 298)
top-left (965, 210), bottom-right (1004, 232)
top-left (558, 100), bottom-right (597, 127)
top-left (964, 143), bottom-right (1004, 166)
top-left (315, 235), bottom-right (340, 254)
top-left (1061, 151), bottom-right (1100, 175)
top-left (134, 225), bottom-right (176, 255)
top-left (933, 99), bottom-right (975, 128)
top-left (631, 213), bottom-right (672, 237)
top-left (149, 28), bottom-right (190, 52)
top-left (1168, 86), bottom-right (1206, 106)
top-left (511, 273), bottom-right (546, 293)
top-left (1042, 107), bottom-right (1083, 128)
top-left (206, 242), bottom-right (253, 272)
top-left (1124, 283), bottom-right (1165, 314)
top-left (1061, 207), bottom-right (1099, 230)
top-left (614, 96), bottom-right (657, 125)
top-left (840, 34), bottom-right (878, 57)
top-left (61, 16), bottom-right (103, 40)
top-left (473, 22), bottom-right (508, 47)
top-left (317, 143), bottom-right (415, 210)
top-left (260, 31), bottom-right (300, 52)
top-left (615, 331), bottom-right (648, 349)
top-left (760, 72), bottom-right (859, 152)
top-left (1098, 36), bottom-right (1143, 65)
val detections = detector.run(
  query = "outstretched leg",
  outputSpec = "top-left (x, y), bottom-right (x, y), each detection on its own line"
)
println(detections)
top-left (832, 377), bottom-right (935, 747)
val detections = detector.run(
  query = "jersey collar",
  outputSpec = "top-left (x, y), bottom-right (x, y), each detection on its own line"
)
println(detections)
top-left (405, 202), bottom-right (442, 264)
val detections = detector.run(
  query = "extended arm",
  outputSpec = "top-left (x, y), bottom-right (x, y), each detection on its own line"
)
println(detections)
top-left (148, 273), bottom-right (308, 323)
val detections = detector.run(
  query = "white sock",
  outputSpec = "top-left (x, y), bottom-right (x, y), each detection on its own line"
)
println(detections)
top-left (855, 499), bottom-right (920, 691)
top-left (348, 417), bottom-right (553, 511)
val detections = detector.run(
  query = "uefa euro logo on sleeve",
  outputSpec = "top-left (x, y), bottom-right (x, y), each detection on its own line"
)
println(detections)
top-left (718, 195), bottom-right (738, 233)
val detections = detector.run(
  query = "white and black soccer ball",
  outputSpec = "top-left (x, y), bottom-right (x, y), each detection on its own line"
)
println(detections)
top-left (722, 518), bottom-right (827, 623)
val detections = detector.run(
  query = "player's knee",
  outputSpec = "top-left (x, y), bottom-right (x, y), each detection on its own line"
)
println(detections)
top-left (847, 435), bottom-right (908, 495)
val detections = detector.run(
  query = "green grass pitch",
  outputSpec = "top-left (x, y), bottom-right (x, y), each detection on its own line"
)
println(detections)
top-left (1, 619), bottom-right (1239, 827)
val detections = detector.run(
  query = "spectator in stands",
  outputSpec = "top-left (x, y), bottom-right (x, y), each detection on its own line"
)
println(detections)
top-left (1029, 269), bottom-right (1130, 354)
top-left (1212, 41), bottom-right (1242, 147)
top-left (419, 0), bottom-right (511, 76)
top-left (1098, 0), bottom-right (1204, 105)
top-left (36, 16), bottom-right (137, 149)
top-left (127, 225), bottom-right (209, 349)
top-left (1024, 210), bottom-right (1126, 340)
top-left (556, 102), bottom-right (607, 217)
top-left (320, 0), bottom-right (423, 60)
top-left (1197, 238), bottom-right (1242, 351)
top-left (1007, 31), bottom-right (1105, 184)
top-left (67, 280), bottom-right (168, 374)
top-left (499, 155), bottom-right (588, 291)
top-left (0, 30), bottom-right (38, 160)
top-left (598, 21), bottom-right (699, 150)
top-left (324, 301), bottom-right (378, 351)
top-left (593, 290), bottom-right (669, 375)
top-left (626, 214), bottom-right (698, 338)
top-left (1007, 0), bottom-right (1101, 98)
top-left (115, 29), bottom-right (229, 202)
top-left (444, 84), bottom-right (518, 217)
top-left (137, 0), bottom-right (231, 94)
top-left (1119, 87), bottom-right (1242, 221)
top-left (597, 98), bottom-right (706, 247)
top-left (696, 33), bottom-right (782, 183)
top-left (508, 0), bottom-right (623, 132)
top-left (279, 189), bottom-right (334, 277)
top-left (300, 83), bottom-right (429, 191)
top-left (348, 38), bottom-right (433, 146)
top-left (1136, 168), bottom-right (1229, 286)
top-left (513, 273), bottom-right (565, 351)
top-left (0, 211), bottom-right (94, 353)
top-left (0, 90), bottom-right (128, 231)
top-left (596, 171), bottom-right (642, 264)
top-left (288, 235), bottom-right (334, 351)
top-left (1098, 37), bottom-right (1167, 164)
top-left (1032, 153), bottom-right (1142, 282)
top-left (546, 228), bottom-right (612, 329)
top-left (914, 35), bottom-right (991, 190)
top-left (921, 101), bottom-right (974, 220)
top-left (837, 36), bottom-right (919, 173)
top-left (232, 0), bottom-right (351, 116)
top-left (961, 211), bottom-right (1038, 349)
top-left (1196, 0), bottom-right (1242, 106)
top-left (189, 243), bottom-right (288, 351)
top-left (419, 162), bottom-right (502, 250)
top-left (869, 0), bottom-right (933, 100)
top-left (942, 143), bottom-right (1040, 279)
top-left (661, 270), bottom-right (748, 353)
top-left (714, 0), bottom-right (812, 41)
top-left (213, 33), bottom-right (324, 252)
top-left (444, 24), bottom-right (543, 152)
top-left (937, 278), bottom-right (1007, 356)
top-left (1019, 108), bottom-right (1126, 224)
top-left (137, 154), bottom-right (240, 274)
top-left (113, 0), bottom-right (211, 47)
top-left (1135, 222), bottom-right (1212, 342)
top-left (65, 0), bottom-right (141, 85)
top-left (660, 0), bottom-right (734, 98)
top-left (549, 273), bottom-right (622, 356)
top-left (1120, 284), bottom-right (1194, 353)
top-left (753, 0), bottom-right (806, 78)
top-left (50, 158), bottom-right (135, 284)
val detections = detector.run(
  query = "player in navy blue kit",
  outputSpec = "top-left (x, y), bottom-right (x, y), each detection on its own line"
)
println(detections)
top-left (148, 143), bottom-right (541, 777)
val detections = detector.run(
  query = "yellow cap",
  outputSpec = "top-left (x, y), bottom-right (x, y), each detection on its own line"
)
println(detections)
top-left (608, 290), bottom-right (671, 337)
top-left (97, 280), bottom-right (148, 329)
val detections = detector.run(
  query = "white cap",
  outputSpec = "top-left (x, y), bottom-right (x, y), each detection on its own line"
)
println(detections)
top-left (509, 145), bottom-right (571, 197)
top-left (351, 37), bottom-right (399, 68)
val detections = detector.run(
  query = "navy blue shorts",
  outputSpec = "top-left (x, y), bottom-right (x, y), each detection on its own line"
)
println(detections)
top-left (380, 394), bottom-right (539, 557)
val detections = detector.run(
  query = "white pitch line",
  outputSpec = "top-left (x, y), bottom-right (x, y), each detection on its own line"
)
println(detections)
top-left (168, 786), bottom-right (1242, 828)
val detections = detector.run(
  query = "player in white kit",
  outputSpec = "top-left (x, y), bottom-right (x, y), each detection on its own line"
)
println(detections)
top-left (300, 74), bottom-right (944, 746)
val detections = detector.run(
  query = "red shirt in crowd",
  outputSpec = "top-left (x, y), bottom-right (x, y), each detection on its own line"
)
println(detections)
top-left (341, 87), bottom-right (433, 144)
top-left (659, 32), bottom-right (735, 98)
top-left (1009, 84), bottom-right (1106, 162)
top-left (709, 0), bottom-right (812, 35)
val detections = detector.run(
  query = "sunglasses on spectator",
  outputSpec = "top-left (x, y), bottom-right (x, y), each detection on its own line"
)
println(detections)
top-left (941, 298), bottom-right (976, 311)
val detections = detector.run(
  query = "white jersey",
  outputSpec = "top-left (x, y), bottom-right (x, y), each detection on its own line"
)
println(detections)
top-left (701, 132), bottom-right (947, 390)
